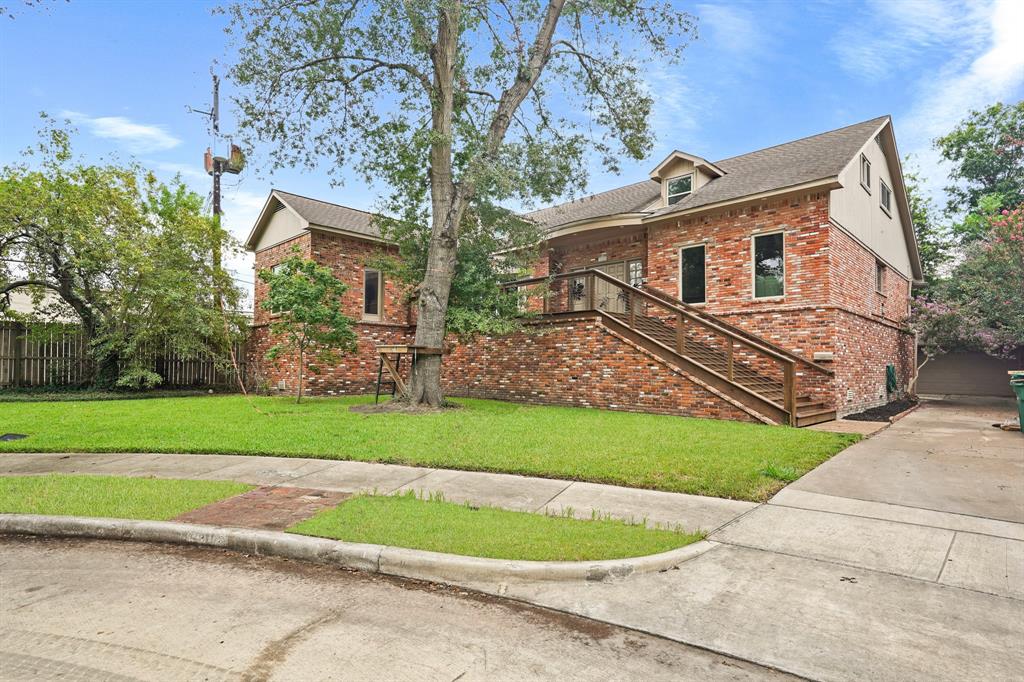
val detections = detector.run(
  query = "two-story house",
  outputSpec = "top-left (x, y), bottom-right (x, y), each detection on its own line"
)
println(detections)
top-left (246, 115), bottom-right (922, 426)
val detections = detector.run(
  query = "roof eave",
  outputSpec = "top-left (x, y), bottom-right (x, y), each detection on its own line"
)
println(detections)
top-left (641, 177), bottom-right (842, 224)
top-left (542, 212), bottom-right (649, 240)
top-left (307, 223), bottom-right (393, 245)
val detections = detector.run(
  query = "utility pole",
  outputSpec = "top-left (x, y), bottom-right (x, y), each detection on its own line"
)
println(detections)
top-left (189, 73), bottom-right (242, 312)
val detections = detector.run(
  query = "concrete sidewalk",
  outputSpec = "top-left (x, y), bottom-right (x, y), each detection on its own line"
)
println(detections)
top-left (0, 451), bottom-right (754, 533)
top-left (459, 398), bottom-right (1024, 681)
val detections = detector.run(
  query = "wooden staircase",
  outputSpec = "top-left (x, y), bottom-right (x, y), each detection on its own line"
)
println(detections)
top-left (607, 311), bottom-right (835, 427)
top-left (507, 269), bottom-right (836, 426)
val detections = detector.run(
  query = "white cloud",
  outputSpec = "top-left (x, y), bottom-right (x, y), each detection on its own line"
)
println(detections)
top-left (643, 62), bottom-right (710, 151)
top-left (898, 0), bottom-right (1024, 199)
top-left (61, 110), bottom-right (181, 153)
top-left (695, 4), bottom-right (767, 59)
top-left (833, 0), bottom-right (974, 79)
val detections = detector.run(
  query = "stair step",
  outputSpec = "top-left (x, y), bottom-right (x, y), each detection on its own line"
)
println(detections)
top-left (605, 309), bottom-right (831, 427)
top-left (795, 409), bottom-right (837, 427)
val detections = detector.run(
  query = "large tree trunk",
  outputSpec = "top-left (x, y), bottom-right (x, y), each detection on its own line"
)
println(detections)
top-left (406, 3), bottom-right (463, 408)
top-left (405, 0), bottom-right (565, 407)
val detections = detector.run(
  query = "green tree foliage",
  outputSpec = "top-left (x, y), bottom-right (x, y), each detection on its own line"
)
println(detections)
top-left (935, 101), bottom-right (1024, 229)
top-left (910, 198), bottom-right (1024, 378)
top-left (939, 200), bottom-right (1024, 355)
top-left (223, 0), bottom-right (695, 406)
top-left (258, 252), bottom-right (357, 402)
top-left (0, 118), bottom-right (244, 388)
top-left (903, 156), bottom-right (950, 290)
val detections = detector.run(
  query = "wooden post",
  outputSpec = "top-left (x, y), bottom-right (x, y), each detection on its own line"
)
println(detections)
top-left (628, 290), bottom-right (636, 327)
top-left (586, 274), bottom-right (595, 311)
top-left (784, 362), bottom-right (796, 426)
top-left (727, 340), bottom-right (734, 380)
top-left (675, 313), bottom-right (685, 354)
top-left (11, 322), bottom-right (23, 388)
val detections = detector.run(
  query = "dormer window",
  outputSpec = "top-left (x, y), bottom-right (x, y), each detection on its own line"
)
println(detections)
top-left (666, 173), bottom-right (693, 205)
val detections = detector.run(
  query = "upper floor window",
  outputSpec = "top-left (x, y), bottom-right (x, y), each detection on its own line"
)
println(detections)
top-left (879, 180), bottom-right (892, 216)
top-left (666, 173), bottom-right (693, 205)
top-left (875, 261), bottom-right (886, 293)
top-left (753, 232), bottom-right (784, 298)
top-left (679, 245), bottom-right (706, 304)
top-left (363, 268), bottom-right (382, 320)
top-left (860, 154), bottom-right (872, 193)
top-left (267, 263), bottom-right (288, 314)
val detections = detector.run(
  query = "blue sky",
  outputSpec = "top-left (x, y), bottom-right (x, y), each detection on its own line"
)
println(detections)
top-left (2, 0), bottom-right (1022, 308)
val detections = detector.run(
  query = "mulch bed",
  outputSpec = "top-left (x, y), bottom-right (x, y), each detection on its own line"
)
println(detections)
top-left (843, 398), bottom-right (919, 422)
top-left (349, 400), bottom-right (463, 415)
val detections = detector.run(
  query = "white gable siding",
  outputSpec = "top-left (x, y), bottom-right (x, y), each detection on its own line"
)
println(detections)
top-left (829, 133), bottom-right (912, 278)
top-left (255, 204), bottom-right (305, 251)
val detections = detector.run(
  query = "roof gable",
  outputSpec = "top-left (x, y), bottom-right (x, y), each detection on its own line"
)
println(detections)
top-left (649, 151), bottom-right (726, 180)
top-left (246, 190), bottom-right (384, 250)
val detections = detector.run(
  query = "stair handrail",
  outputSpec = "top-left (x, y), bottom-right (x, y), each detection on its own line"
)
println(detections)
top-left (508, 269), bottom-right (799, 368)
top-left (639, 284), bottom-right (834, 375)
top-left (506, 269), bottom-right (800, 425)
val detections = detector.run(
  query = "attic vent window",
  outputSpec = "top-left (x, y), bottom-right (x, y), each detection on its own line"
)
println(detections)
top-left (666, 173), bottom-right (693, 205)
top-left (273, 201), bottom-right (287, 213)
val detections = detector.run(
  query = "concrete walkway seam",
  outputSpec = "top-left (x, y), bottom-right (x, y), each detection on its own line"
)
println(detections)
top-left (0, 514), bottom-right (718, 584)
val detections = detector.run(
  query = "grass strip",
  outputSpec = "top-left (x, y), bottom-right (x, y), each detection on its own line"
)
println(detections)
top-left (289, 492), bottom-right (703, 562)
top-left (0, 474), bottom-right (252, 520)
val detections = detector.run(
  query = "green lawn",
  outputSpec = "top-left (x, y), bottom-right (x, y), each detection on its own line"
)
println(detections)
top-left (0, 395), bottom-right (859, 501)
top-left (0, 474), bottom-right (252, 520)
top-left (291, 493), bottom-right (701, 561)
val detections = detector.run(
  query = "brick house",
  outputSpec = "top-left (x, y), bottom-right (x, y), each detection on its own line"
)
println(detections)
top-left (246, 116), bottom-right (922, 426)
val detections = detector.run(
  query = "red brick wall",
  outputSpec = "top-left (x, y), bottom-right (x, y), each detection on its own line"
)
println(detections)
top-left (829, 225), bottom-right (911, 324)
top-left (646, 191), bottom-right (832, 312)
top-left (252, 233), bottom-right (312, 328)
top-left (249, 230), bottom-right (416, 396)
top-left (833, 311), bottom-right (914, 415)
top-left (440, 315), bottom-right (760, 422)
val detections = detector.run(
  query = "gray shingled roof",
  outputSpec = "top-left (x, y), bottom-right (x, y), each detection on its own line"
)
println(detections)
top-left (274, 190), bottom-right (382, 239)
top-left (529, 116), bottom-right (889, 231)
top-left (524, 180), bottom-right (661, 231)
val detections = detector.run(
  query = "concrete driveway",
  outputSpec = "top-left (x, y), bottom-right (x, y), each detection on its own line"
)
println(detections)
top-left (788, 397), bottom-right (1022, 523)
top-left (474, 398), bottom-right (1024, 681)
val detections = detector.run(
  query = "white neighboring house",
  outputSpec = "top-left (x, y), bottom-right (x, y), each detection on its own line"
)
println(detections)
top-left (1, 289), bottom-right (76, 323)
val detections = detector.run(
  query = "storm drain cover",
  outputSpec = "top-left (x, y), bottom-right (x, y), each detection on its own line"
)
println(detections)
top-left (0, 433), bottom-right (28, 441)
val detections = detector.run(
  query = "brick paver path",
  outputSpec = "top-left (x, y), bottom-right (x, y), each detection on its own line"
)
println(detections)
top-left (173, 486), bottom-right (349, 530)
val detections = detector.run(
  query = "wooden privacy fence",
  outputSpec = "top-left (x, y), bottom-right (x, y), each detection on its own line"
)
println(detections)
top-left (0, 321), bottom-right (247, 389)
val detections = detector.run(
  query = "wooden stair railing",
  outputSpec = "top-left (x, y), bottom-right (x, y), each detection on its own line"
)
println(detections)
top-left (506, 269), bottom-right (834, 426)
top-left (638, 283), bottom-right (834, 375)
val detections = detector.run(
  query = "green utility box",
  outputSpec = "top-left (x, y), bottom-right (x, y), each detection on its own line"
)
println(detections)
top-left (1011, 371), bottom-right (1024, 432)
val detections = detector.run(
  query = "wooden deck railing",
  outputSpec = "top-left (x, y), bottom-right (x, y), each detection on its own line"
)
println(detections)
top-left (506, 269), bottom-right (804, 424)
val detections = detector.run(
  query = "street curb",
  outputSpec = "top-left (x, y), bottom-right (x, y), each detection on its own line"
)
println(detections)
top-left (0, 514), bottom-right (717, 584)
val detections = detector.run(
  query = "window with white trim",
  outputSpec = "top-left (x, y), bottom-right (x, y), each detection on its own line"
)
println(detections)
top-left (860, 154), bottom-right (872, 193)
top-left (875, 261), bottom-right (885, 293)
top-left (679, 245), bottom-right (706, 304)
top-left (753, 232), bottom-right (784, 298)
top-left (879, 180), bottom-right (892, 216)
top-left (666, 173), bottom-right (693, 205)
top-left (363, 268), bottom-right (382, 319)
top-left (627, 259), bottom-right (644, 287)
